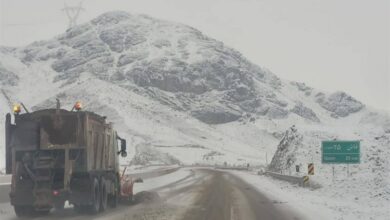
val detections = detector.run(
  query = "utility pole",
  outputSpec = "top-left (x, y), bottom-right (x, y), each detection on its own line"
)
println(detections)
top-left (62, 1), bottom-right (85, 29)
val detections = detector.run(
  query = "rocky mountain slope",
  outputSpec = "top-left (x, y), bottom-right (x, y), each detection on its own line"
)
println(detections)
top-left (0, 11), bottom-right (389, 170)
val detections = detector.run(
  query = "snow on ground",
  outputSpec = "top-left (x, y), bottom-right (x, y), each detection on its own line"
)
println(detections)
top-left (133, 168), bottom-right (194, 194)
top-left (124, 164), bottom-right (180, 174)
top-left (267, 117), bottom-right (390, 207)
top-left (230, 170), bottom-right (390, 220)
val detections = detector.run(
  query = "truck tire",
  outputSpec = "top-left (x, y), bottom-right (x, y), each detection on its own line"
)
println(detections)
top-left (89, 178), bottom-right (100, 214)
top-left (14, 206), bottom-right (50, 217)
top-left (100, 178), bottom-right (108, 212)
top-left (108, 177), bottom-right (119, 208)
top-left (108, 190), bottom-right (118, 208)
top-left (125, 194), bottom-right (133, 204)
top-left (54, 201), bottom-right (65, 210)
top-left (73, 204), bottom-right (88, 213)
top-left (34, 209), bottom-right (50, 216)
top-left (14, 205), bottom-right (32, 217)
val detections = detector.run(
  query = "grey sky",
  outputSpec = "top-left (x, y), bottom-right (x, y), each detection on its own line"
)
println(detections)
top-left (0, 0), bottom-right (389, 110)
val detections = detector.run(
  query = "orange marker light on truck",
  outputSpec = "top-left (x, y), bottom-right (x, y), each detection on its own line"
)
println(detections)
top-left (13, 104), bottom-right (21, 114)
top-left (74, 101), bottom-right (82, 111)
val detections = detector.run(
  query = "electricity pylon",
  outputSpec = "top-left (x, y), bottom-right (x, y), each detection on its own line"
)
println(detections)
top-left (62, 1), bottom-right (85, 29)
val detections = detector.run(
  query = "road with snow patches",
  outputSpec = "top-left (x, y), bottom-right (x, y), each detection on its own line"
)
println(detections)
top-left (0, 168), bottom-right (302, 220)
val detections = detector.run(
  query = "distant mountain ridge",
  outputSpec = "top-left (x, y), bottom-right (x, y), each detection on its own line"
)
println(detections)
top-left (0, 11), bottom-right (365, 124)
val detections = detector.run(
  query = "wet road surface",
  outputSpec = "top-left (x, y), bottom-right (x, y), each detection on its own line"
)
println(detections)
top-left (179, 169), bottom-right (299, 220)
top-left (0, 168), bottom-right (302, 220)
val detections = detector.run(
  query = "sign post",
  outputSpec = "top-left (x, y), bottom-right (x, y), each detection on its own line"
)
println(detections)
top-left (332, 166), bottom-right (335, 182)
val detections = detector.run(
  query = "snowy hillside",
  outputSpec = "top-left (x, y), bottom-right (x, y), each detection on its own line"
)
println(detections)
top-left (0, 11), bottom-right (389, 175)
top-left (268, 124), bottom-right (390, 218)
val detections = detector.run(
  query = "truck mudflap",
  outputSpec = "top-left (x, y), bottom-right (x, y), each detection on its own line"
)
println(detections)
top-left (10, 163), bottom-right (34, 206)
top-left (69, 176), bottom-right (94, 205)
top-left (33, 189), bottom-right (53, 209)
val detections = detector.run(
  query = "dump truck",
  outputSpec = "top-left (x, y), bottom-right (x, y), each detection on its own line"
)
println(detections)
top-left (4, 101), bottom-right (131, 216)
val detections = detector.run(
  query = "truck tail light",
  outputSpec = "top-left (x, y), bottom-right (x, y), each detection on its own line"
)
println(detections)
top-left (53, 190), bottom-right (60, 196)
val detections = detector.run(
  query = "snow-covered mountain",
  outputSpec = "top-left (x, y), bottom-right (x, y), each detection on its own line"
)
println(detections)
top-left (1, 11), bottom-right (388, 219)
top-left (0, 11), bottom-right (389, 172)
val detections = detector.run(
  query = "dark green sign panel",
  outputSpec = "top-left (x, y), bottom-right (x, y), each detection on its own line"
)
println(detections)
top-left (322, 141), bottom-right (360, 164)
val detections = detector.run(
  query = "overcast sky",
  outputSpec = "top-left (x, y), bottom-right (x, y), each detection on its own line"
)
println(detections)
top-left (0, 0), bottom-right (389, 110)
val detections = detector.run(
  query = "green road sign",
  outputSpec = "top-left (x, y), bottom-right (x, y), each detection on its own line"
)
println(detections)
top-left (322, 141), bottom-right (360, 164)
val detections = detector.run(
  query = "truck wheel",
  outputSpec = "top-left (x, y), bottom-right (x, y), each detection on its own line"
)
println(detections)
top-left (74, 204), bottom-right (88, 213)
top-left (73, 204), bottom-right (81, 213)
top-left (100, 178), bottom-right (108, 212)
top-left (54, 201), bottom-right (65, 210)
top-left (14, 206), bottom-right (50, 217)
top-left (108, 191), bottom-right (118, 208)
top-left (126, 195), bottom-right (133, 204)
top-left (14, 205), bottom-right (31, 217)
top-left (34, 209), bottom-right (50, 216)
top-left (89, 178), bottom-right (100, 214)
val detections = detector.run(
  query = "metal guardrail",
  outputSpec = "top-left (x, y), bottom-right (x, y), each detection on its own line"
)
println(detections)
top-left (0, 184), bottom-right (10, 203)
top-left (264, 171), bottom-right (308, 187)
top-left (126, 167), bottom-right (180, 180)
top-left (0, 175), bottom-right (11, 184)
top-left (214, 166), bottom-right (249, 171)
top-left (182, 164), bottom-right (251, 171)
top-left (0, 176), bottom-right (12, 204)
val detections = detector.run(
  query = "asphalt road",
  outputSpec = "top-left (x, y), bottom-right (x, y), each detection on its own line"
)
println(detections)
top-left (179, 169), bottom-right (299, 220)
top-left (0, 168), bottom-right (302, 220)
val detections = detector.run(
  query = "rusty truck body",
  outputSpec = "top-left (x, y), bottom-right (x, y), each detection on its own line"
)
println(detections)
top-left (5, 103), bottom-right (128, 216)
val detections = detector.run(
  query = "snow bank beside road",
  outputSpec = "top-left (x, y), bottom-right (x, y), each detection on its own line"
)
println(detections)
top-left (0, 175), bottom-right (11, 184)
top-left (133, 168), bottom-right (193, 194)
top-left (230, 171), bottom-right (389, 220)
top-left (266, 124), bottom-right (389, 220)
top-left (124, 164), bottom-right (180, 174)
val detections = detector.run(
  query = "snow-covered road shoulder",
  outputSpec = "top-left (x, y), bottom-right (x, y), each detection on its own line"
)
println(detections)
top-left (133, 167), bottom-right (195, 194)
top-left (228, 170), bottom-right (389, 220)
